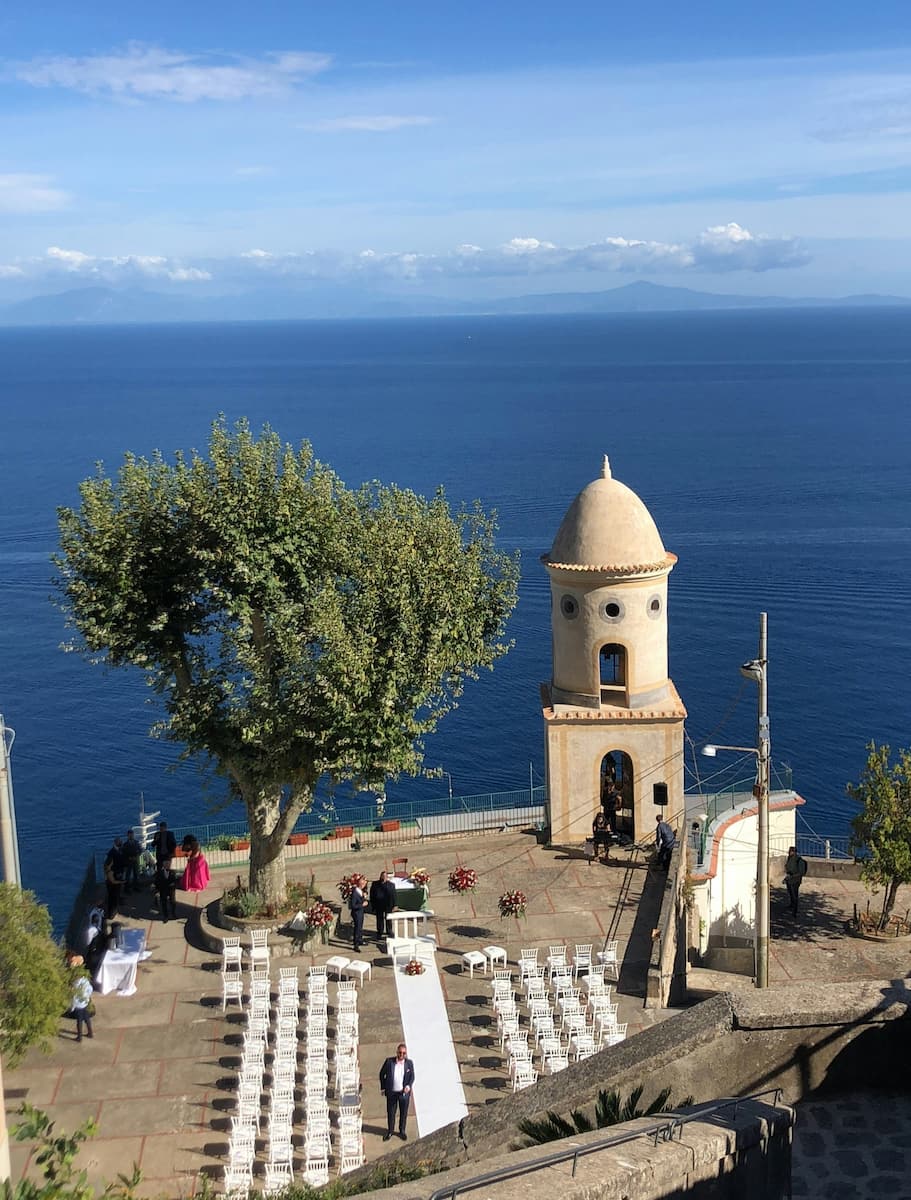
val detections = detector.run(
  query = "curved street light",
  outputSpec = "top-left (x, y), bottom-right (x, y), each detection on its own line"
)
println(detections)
top-left (700, 614), bottom-right (770, 989)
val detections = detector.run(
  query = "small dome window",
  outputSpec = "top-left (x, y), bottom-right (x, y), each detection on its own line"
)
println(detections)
top-left (560, 594), bottom-right (579, 620)
top-left (599, 598), bottom-right (624, 623)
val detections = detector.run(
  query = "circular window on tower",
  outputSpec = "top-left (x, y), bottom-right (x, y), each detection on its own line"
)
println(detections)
top-left (560, 594), bottom-right (579, 620)
top-left (647, 593), bottom-right (663, 620)
top-left (599, 598), bottom-right (624, 623)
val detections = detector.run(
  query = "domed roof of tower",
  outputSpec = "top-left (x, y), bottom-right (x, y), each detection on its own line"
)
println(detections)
top-left (544, 456), bottom-right (676, 574)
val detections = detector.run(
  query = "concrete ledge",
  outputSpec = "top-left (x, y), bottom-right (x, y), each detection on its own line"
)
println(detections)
top-left (731, 980), bottom-right (911, 1030)
top-left (196, 898), bottom-right (338, 958)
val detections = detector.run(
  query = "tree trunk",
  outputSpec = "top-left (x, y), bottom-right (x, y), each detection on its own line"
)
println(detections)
top-left (880, 878), bottom-right (900, 930)
top-left (246, 793), bottom-right (290, 907)
top-left (250, 841), bottom-right (287, 908)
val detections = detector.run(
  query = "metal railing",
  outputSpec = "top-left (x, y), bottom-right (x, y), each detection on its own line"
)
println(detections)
top-left (770, 833), bottom-right (854, 861)
top-left (428, 1089), bottom-right (785, 1200)
top-left (89, 784), bottom-right (549, 876)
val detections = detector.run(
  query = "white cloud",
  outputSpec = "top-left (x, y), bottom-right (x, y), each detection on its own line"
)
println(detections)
top-left (303, 115), bottom-right (435, 132)
top-left (13, 43), bottom-right (332, 103)
top-left (0, 264), bottom-right (24, 278)
top-left (0, 224), bottom-right (807, 290)
top-left (23, 247), bottom-right (212, 283)
top-left (0, 173), bottom-right (69, 213)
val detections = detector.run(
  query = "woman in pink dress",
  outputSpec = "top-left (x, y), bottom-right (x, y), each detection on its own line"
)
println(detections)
top-left (179, 835), bottom-right (211, 892)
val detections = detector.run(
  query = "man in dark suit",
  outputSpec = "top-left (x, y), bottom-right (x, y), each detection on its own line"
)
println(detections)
top-left (379, 1043), bottom-right (414, 1141)
top-left (349, 879), bottom-right (366, 952)
top-left (153, 821), bottom-right (177, 865)
top-left (369, 870), bottom-right (397, 941)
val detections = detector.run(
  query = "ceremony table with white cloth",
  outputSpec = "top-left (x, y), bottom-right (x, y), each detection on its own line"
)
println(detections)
top-left (95, 928), bottom-right (150, 996)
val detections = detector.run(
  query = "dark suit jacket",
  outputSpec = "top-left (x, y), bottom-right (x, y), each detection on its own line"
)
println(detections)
top-left (380, 1056), bottom-right (415, 1094)
top-left (369, 878), bottom-right (397, 913)
top-left (154, 829), bottom-right (177, 861)
top-left (349, 887), bottom-right (366, 916)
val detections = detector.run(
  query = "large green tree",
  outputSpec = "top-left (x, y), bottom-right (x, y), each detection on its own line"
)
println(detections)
top-left (55, 419), bottom-right (518, 904)
top-left (849, 741), bottom-right (911, 930)
top-left (0, 884), bottom-right (71, 1067)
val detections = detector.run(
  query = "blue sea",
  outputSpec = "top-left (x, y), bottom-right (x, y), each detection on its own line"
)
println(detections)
top-left (1, 309), bottom-right (910, 925)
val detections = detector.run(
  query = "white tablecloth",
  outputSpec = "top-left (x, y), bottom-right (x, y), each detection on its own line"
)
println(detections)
top-left (96, 929), bottom-right (150, 997)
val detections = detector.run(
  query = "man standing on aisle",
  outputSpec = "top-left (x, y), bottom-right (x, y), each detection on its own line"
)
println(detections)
top-left (380, 1043), bottom-right (414, 1141)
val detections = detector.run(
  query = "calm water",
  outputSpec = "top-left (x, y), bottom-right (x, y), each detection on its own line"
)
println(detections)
top-left (1, 309), bottom-right (910, 923)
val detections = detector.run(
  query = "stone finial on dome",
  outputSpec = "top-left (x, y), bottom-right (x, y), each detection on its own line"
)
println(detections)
top-left (601, 455), bottom-right (611, 479)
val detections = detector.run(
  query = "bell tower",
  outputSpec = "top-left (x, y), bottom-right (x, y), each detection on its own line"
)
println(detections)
top-left (541, 457), bottom-right (686, 845)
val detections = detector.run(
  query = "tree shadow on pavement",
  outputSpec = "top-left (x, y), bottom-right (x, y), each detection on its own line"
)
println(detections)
top-left (770, 885), bottom-right (852, 944)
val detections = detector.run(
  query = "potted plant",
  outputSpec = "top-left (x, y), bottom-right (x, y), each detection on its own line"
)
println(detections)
top-left (335, 825), bottom-right (355, 838)
top-left (289, 832), bottom-right (309, 846)
top-left (231, 836), bottom-right (251, 851)
top-left (380, 819), bottom-right (400, 833)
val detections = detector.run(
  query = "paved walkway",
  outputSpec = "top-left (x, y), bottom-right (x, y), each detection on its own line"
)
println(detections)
top-left (4, 831), bottom-right (669, 1198)
top-left (792, 1093), bottom-right (911, 1199)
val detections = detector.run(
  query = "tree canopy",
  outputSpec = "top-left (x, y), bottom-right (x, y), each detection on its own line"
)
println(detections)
top-left (849, 741), bottom-right (911, 929)
top-left (0, 884), bottom-right (71, 1067)
top-left (55, 419), bottom-right (519, 902)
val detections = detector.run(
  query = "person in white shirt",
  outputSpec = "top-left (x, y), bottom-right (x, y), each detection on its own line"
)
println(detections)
top-left (68, 957), bottom-right (95, 1043)
top-left (379, 1042), bottom-right (415, 1140)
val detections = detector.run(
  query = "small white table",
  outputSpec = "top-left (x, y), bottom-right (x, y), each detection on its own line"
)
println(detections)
top-left (95, 929), bottom-right (149, 997)
top-left (343, 959), bottom-right (372, 986)
top-left (461, 950), bottom-right (487, 977)
top-left (387, 909), bottom-right (431, 940)
top-left (482, 945), bottom-right (508, 969)
top-left (325, 955), bottom-right (350, 979)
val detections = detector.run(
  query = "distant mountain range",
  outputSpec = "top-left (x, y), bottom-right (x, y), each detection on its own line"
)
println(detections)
top-left (1, 279), bottom-right (909, 326)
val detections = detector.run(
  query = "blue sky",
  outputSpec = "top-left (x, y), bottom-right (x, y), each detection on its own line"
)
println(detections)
top-left (2, 0), bottom-right (911, 299)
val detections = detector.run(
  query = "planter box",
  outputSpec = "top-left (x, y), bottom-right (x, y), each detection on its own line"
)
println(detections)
top-left (334, 826), bottom-right (354, 838)
top-left (380, 820), bottom-right (400, 833)
top-left (232, 840), bottom-right (250, 851)
top-left (289, 833), bottom-right (309, 846)
top-left (174, 847), bottom-right (187, 858)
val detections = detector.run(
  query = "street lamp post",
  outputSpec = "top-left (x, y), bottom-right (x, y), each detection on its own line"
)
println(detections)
top-left (702, 612), bottom-right (770, 988)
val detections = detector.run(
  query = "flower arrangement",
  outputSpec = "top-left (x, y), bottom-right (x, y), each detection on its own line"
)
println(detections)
top-left (410, 868), bottom-right (431, 887)
top-left (448, 866), bottom-right (478, 894)
top-left (304, 901), bottom-right (334, 930)
top-left (337, 874), bottom-right (367, 901)
top-left (498, 889), bottom-right (527, 920)
top-left (403, 959), bottom-right (425, 976)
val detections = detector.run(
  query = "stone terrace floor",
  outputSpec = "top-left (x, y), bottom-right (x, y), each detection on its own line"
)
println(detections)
top-left (4, 831), bottom-right (671, 1198)
top-left (7, 840), bottom-right (911, 1198)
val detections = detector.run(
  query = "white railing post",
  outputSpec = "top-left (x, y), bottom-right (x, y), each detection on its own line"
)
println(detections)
top-left (825, 840), bottom-right (831, 860)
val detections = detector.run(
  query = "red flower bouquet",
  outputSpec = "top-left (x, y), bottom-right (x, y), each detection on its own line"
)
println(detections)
top-left (448, 866), bottom-right (478, 894)
top-left (403, 959), bottom-right (425, 976)
top-left (498, 890), bottom-right (527, 919)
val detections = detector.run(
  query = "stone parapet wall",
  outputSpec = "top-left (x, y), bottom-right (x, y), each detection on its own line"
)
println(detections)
top-left (364, 982), bottom-right (911, 1183)
top-left (355, 1099), bottom-right (793, 1200)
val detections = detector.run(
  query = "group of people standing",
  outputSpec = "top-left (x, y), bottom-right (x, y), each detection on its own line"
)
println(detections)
top-left (346, 870), bottom-right (399, 952)
top-left (102, 820), bottom-right (211, 922)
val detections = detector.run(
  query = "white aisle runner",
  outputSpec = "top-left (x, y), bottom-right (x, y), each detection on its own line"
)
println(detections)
top-left (393, 951), bottom-right (469, 1136)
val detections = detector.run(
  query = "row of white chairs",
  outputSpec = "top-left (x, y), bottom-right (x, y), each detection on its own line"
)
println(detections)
top-left (221, 929), bottom-right (271, 974)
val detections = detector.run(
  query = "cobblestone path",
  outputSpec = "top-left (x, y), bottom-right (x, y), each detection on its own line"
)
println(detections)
top-left (793, 1093), bottom-right (911, 1199)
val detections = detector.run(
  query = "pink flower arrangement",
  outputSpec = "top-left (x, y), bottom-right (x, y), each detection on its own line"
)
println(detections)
top-left (403, 959), bottom-right (425, 976)
top-left (498, 890), bottom-right (527, 920)
top-left (304, 901), bottom-right (334, 930)
top-left (410, 868), bottom-right (431, 887)
top-left (448, 866), bottom-right (478, 894)
top-left (337, 873), bottom-right (367, 901)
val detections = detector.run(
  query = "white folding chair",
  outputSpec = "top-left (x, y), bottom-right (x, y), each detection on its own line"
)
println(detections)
top-left (223, 1164), bottom-right (253, 1198)
top-left (512, 1063), bottom-right (537, 1091)
top-left (572, 943), bottom-right (593, 978)
top-left (518, 948), bottom-right (539, 979)
top-left (222, 972), bottom-right (244, 1011)
top-left (222, 936), bottom-right (243, 972)
top-left (598, 941), bottom-right (620, 980)
top-left (249, 928), bottom-right (269, 968)
top-left (304, 1152), bottom-right (330, 1186)
top-left (263, 1161), bottom-right (294, 1196)
top-left (605, 1021), bottom-right (628, 1046)
top-left (544, 1051), bottom-right (569, 1074)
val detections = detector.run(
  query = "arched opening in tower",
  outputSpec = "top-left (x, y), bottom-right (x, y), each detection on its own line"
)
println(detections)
top-left (601, 750), bottom-right (634, 839)
top-left (599, 643), bottom-right (627, 705)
